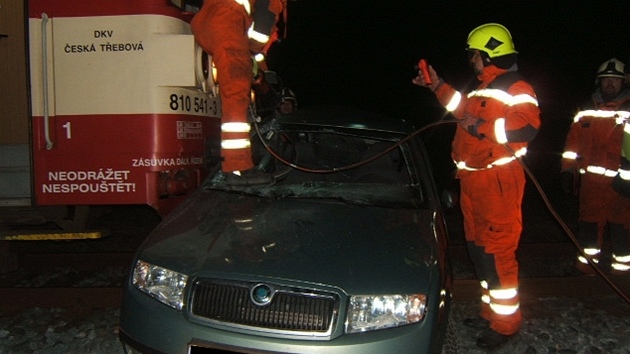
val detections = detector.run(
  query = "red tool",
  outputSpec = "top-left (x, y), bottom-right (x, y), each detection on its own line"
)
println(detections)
top-left (418, 59), bottom-right (432, 85)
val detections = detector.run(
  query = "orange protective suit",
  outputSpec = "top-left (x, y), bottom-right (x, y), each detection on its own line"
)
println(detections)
top-left (561, 90), bottom-right (630, 271)
top-left (191, 0), bottom-right (284, 172)
top-left (434, 65), bottom-right (540, 335)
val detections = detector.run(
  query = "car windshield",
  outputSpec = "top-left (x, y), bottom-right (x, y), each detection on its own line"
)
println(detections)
top-left (205, 129), bottom-right (425, 208)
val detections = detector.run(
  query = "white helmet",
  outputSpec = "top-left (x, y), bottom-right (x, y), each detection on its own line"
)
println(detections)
top-left (597, 58), bottom-right (626, 80)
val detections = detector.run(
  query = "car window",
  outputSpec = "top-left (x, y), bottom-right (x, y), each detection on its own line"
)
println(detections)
top-left (207, 132), bottom-right (425, 208)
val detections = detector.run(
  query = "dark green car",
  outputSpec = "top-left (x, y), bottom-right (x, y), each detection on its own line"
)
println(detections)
top-left (119, 105), bottom-right (455, 353)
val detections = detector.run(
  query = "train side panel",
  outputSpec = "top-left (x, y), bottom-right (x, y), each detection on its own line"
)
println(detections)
top-left (28, 0), bottom-right (220, 217)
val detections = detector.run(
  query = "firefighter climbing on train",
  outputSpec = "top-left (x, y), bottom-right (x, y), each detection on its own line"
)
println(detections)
top-left (561, 58), bottom-right (630, 275)
top-left (412, 23), bottom-right (541, 350)
top-left (191, 0), bottom-right (286, 185)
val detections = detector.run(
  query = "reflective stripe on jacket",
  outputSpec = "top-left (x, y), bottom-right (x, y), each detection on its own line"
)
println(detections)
top-left (434, 65), bottom-right (540, 170)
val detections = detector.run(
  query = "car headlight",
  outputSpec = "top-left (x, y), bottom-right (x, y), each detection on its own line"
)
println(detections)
top-left (132, 260), bottom-right (188, 310)
top-left (346, 294), bottom-right (427, 333)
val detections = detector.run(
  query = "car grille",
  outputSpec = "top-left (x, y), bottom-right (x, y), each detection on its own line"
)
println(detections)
top-left (190, 279), bottom-right (339, 335)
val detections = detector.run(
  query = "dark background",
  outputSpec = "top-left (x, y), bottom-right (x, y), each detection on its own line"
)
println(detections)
top-left (266, 0), bottom-right (630, 184)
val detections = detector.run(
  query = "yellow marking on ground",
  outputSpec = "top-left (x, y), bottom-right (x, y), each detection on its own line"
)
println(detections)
top-left (0, 232), bottom-right (103, 241)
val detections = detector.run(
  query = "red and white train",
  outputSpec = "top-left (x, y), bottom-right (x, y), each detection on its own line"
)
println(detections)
top-left (0, 0), bottom-right (219, 236)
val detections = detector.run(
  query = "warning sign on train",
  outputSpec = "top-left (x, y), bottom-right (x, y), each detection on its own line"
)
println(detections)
top-left (41, 169), bottom-right (136, 194)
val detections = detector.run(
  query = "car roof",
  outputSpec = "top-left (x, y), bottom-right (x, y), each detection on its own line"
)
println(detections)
top-left (274, 105), bottom-right (415, 138)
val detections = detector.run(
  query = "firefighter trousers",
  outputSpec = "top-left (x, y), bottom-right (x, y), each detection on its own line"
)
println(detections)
top-left (459, 165), bottom-right (524, 335)
top-left (191, 0), bottom-right (255, 172)
top-left (577, 178), bottom-right (630, 264)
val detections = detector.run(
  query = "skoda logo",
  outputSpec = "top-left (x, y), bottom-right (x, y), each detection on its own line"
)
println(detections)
top-left (250, 284), bottom-right (274, 306)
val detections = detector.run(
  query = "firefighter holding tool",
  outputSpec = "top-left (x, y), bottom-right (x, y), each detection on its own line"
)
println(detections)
top-left (191, 0), bottom-right (286, 185)
top-left (412, 23), bottom-right (541, 350)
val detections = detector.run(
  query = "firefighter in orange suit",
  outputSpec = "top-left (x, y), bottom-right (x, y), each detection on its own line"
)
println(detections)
top-left (191, 0), bottom-right (285, 184)
top-left (562, 58), bottom-right (630, 275)
top-left (413, 23), bottom-right (540, 350)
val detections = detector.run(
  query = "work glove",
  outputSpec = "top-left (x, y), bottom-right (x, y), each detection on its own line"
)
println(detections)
top-left (459, 113), bottom-right (485, 139)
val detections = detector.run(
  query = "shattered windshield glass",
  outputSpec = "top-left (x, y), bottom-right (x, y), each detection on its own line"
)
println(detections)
top-left (205, 130), bottom-right (425, 208)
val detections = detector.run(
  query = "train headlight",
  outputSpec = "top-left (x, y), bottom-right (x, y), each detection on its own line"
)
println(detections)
top-left (132, 260), bottom-right (188, 310)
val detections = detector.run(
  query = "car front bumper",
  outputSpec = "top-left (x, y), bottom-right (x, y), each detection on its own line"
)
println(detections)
top-left (119, 286), bottom-right (448, 354)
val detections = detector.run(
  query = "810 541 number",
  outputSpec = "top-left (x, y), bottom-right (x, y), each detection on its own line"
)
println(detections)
top-left (169, 94), bottom-right (218, 115)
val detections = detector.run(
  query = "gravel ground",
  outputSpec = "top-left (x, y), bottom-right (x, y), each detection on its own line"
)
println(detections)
top-left (452, 296), bottom-right (630, 354)
top-left (0, 307), bottom-right (122, 354)
top-left (1, 295), bottom-right (629, 354)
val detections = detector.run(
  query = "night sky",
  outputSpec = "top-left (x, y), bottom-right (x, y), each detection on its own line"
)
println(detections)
top-left (265, 0), bottom-right (630, 181)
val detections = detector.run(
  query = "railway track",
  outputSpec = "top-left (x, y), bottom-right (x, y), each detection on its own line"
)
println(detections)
top-left (1, 244), bottom-right (629, 314)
